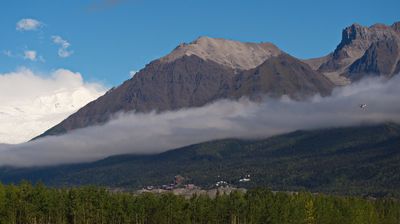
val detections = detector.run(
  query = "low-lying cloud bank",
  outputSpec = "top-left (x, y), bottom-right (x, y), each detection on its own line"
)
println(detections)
top-left (0, 68), bottom-right (106, 144)
top-left (0, 75), bottom-right (399, 167)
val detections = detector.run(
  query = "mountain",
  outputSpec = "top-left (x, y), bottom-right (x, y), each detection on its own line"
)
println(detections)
top-left (35, 37), bottom-right (333, 138)
top-left (3, 123), bottom-right (400, 197)
top-left (34, 21), bottom-right (400, 139)
top-left (305, 22), bottom-right (400, 84)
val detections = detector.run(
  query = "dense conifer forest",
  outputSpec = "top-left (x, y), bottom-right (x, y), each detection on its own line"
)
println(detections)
top-left (0, 182), bottom-right (399, 224)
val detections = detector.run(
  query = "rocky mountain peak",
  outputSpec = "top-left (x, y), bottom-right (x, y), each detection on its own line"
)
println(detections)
top-left (160, 36), bottom-right (281, 70)
top-left (340, 23), bottom-right (368, 45)
top-left (318, 22), bottom-right (400, 74)
top-left (392, 21), bottom-right (400, 33)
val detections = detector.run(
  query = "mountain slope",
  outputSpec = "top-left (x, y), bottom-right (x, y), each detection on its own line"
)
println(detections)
top-left (234, 53), bottom-right (333, 98)
top-left (35, 39), bottom-right (333, 139)
top-left (35, 55), bottom-right (237, 137)
top-left (7, 123), bottom-right (400, 197)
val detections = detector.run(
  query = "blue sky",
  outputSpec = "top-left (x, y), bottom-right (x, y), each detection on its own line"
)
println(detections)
top-left (0, 0), bottom-right (399, 87)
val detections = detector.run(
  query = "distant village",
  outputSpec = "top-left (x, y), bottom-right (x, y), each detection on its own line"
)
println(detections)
top-left (133, 174), bottom-right (251, 198)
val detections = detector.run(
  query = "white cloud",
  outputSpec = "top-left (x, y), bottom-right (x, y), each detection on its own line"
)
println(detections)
top-left (51, 35), bottom-right (74, 58)
top-left (23, 50), bottom-right (37, 61)
top-left (16, 19), bottom-right (43, 31)
top-left (0, 75), bottom-right (399, 166)
top-left (0, 68), bottom-right (106, 144)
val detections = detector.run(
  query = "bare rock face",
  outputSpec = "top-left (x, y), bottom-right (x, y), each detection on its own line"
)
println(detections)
top-left (346, 39), bottom-right (400, 80)
top-left (304, 22), bottom-right (400, 84)
top-left (160, 36), bottom-right (282, 70)
top-left (35, 38), bottom-right (333, 139)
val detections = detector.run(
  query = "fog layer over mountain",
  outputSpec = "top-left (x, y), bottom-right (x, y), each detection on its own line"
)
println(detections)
top-left (0, 75), bottom-right (399, 167)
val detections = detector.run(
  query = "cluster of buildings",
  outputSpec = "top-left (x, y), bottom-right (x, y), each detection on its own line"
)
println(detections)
top-left (239, 174), bottom-right (251, 182)
top-left (143, 175), bottom-right (199, 191)
top-left (142, 173), bottom-right (252, 193)
top-left (216, 174), bottom-right (251, 186)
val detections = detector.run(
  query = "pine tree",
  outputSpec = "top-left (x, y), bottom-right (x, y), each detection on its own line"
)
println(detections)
top-left (304, 198), bottom-right (316, 224)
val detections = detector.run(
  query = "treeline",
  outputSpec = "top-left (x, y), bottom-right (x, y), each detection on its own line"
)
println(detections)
top-left (0, 182), bottom-right (399, 224)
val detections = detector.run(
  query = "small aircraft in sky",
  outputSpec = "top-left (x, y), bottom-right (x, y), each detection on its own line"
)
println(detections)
top-left (359, 104), bottom-right (367, 110)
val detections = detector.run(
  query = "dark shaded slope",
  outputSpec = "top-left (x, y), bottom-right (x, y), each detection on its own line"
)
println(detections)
top-left (35, 55), bottom-right (236, 138)
top-left (5, 123), bottom-right (400, 197)
top-left (36, 54), bottom-right (333, 139)
top-left (234, 54), bottom-right (333, 99)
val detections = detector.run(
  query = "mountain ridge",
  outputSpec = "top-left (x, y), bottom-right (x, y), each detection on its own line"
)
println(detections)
top-left (34, 21), bottom-right (400, 139)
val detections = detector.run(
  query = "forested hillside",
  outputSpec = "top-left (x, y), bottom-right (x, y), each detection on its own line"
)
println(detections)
top-left (1, 123), bottom-right (399, 197)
